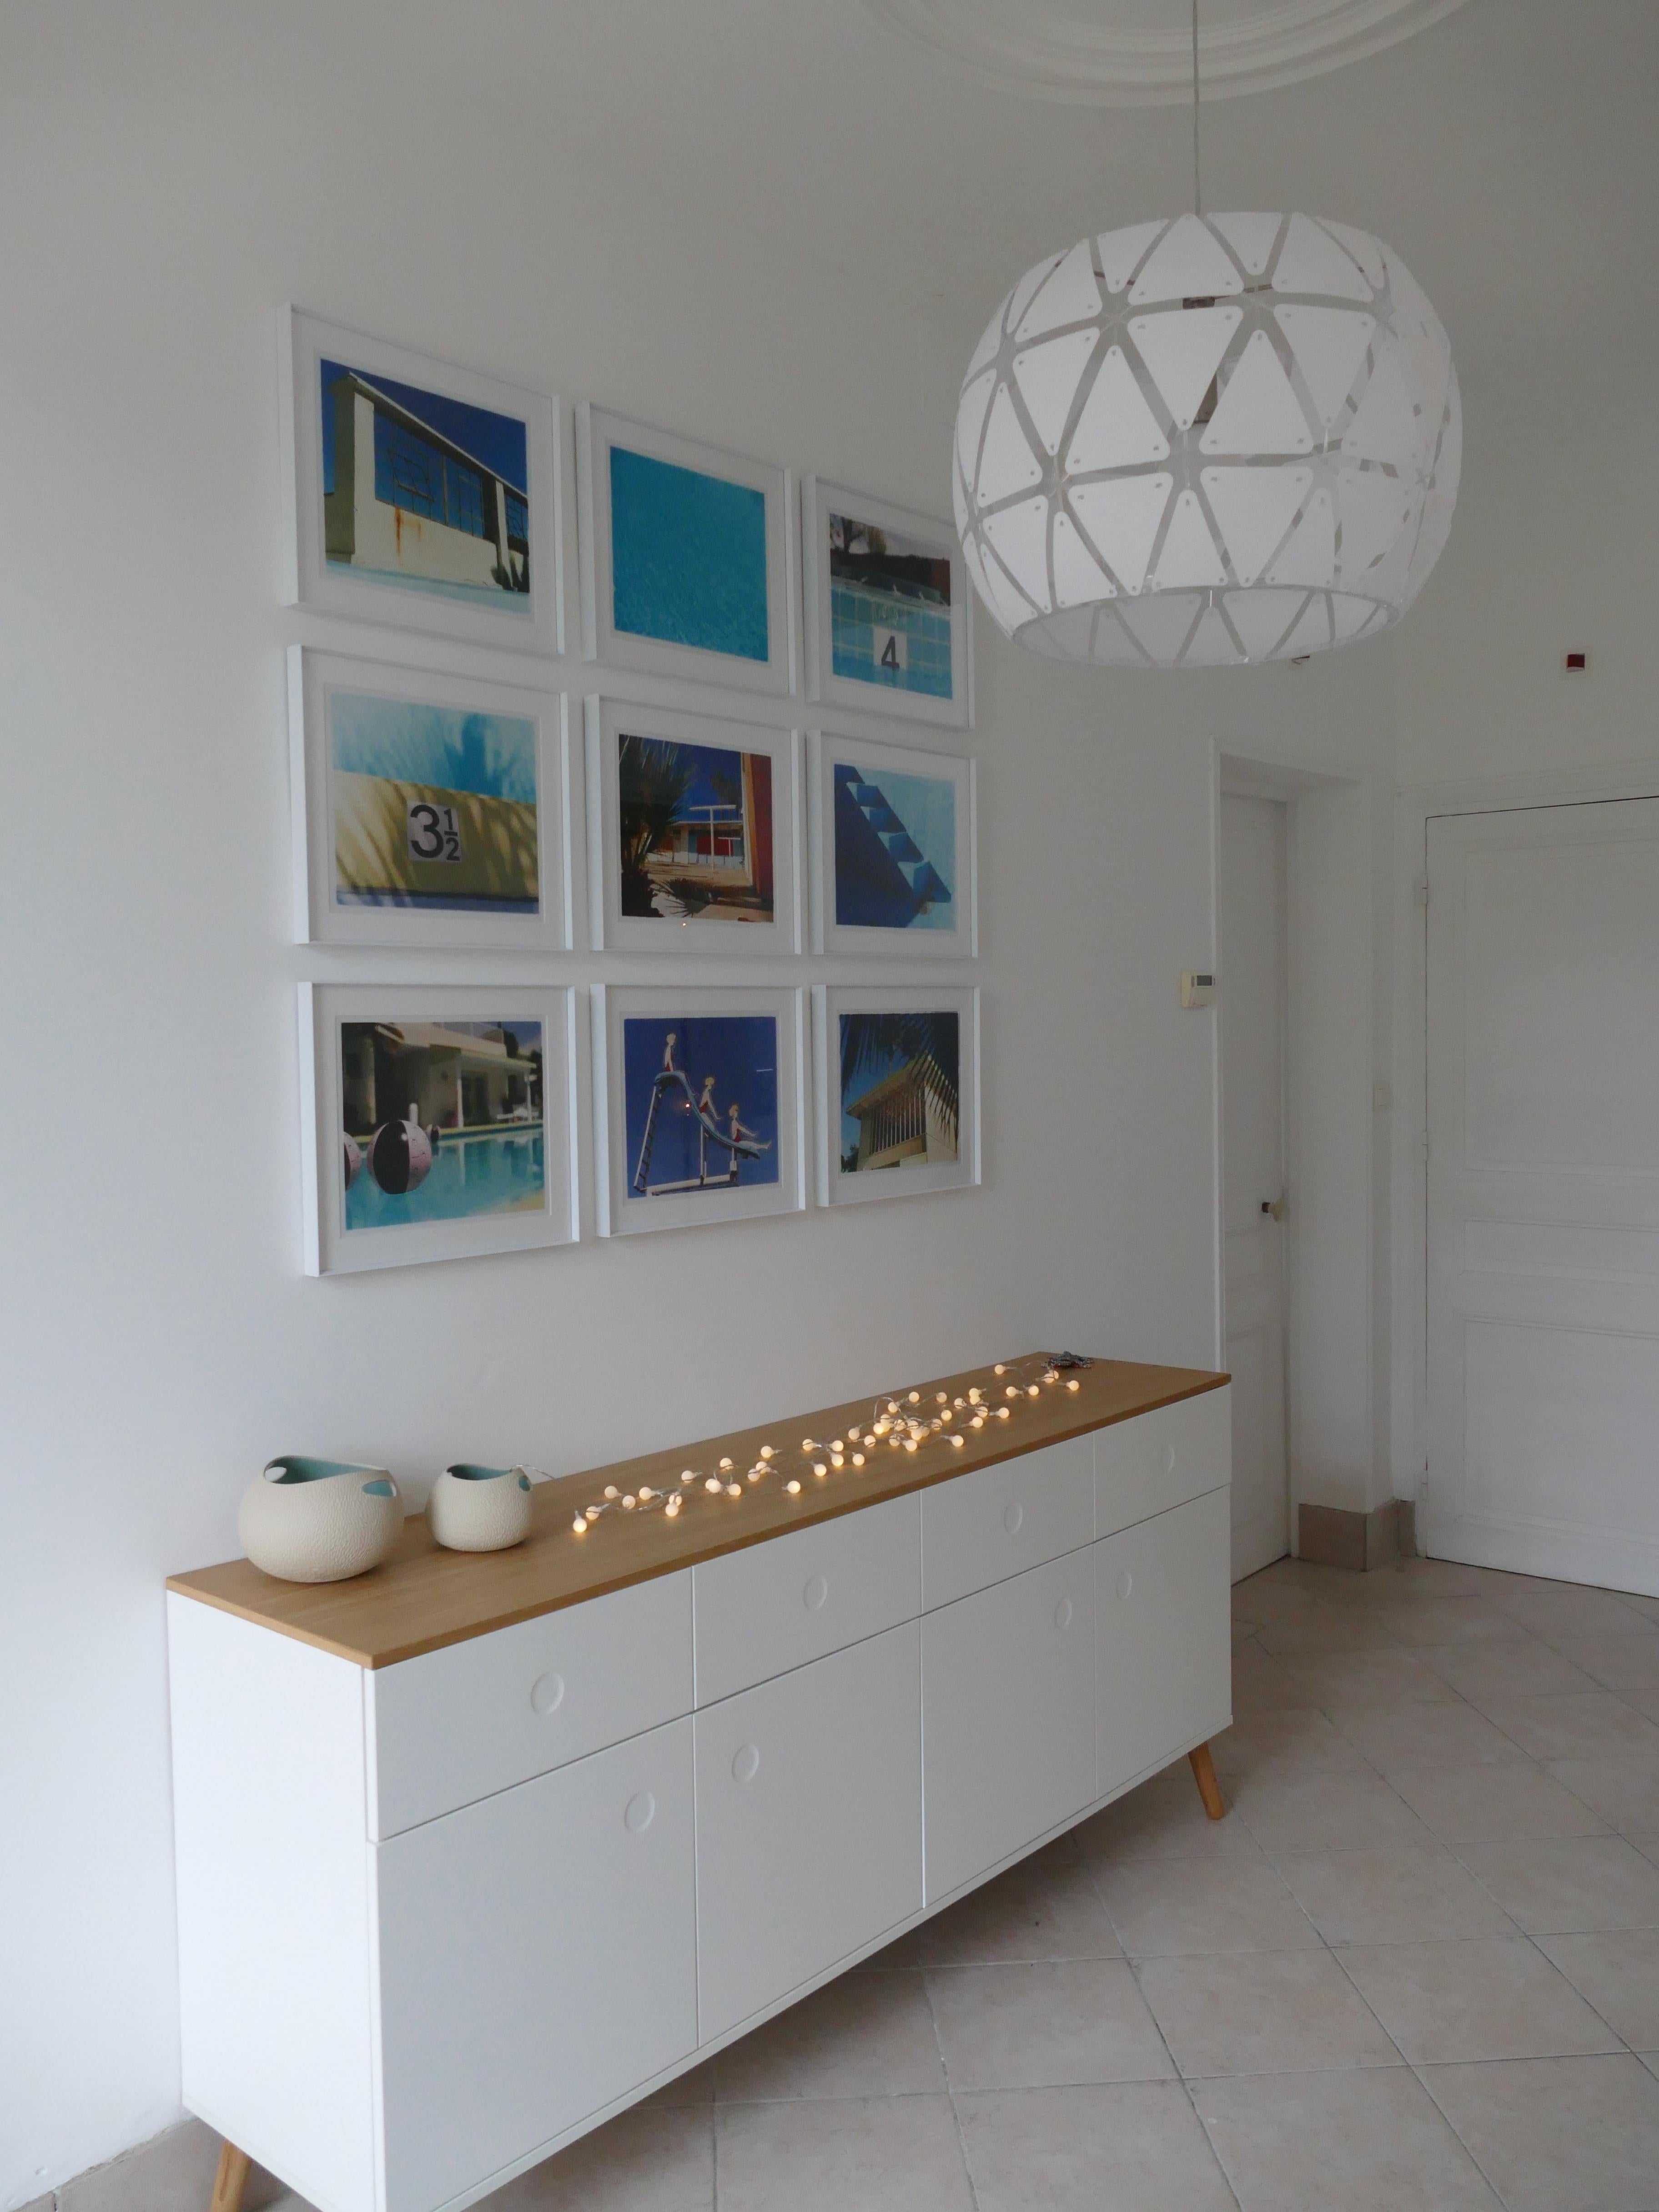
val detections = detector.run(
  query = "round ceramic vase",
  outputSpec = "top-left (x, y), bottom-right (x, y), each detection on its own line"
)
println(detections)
top-left (427, 1463), bottom-right (534, 1553)
top-left (239, 1457), bottom-right (402, 1583)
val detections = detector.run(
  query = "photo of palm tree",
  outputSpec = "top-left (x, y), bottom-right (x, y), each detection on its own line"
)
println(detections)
top-left (617, 729), bottom-right (774, 923)
top-left (839, 1010), bottom-right (960, 1174)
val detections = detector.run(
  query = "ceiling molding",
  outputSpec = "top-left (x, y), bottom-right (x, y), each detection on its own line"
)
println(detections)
top-left (863, 0), bottom-right (1475, 105)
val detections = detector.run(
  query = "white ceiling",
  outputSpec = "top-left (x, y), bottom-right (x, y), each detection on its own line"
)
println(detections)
top-left (861, 0), bottom-right (1476, 105)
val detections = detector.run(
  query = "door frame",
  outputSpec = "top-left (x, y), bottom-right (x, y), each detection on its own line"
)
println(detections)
top-left (1390, 758), bottom-right (1659, 1539)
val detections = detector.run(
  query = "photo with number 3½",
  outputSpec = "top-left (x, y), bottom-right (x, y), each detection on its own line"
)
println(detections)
top-left (329, 686), bottom-right (540, 916)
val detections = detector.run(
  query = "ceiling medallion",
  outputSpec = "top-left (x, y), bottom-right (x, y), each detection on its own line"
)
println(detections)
top-left (866, 0), bottom-right (1473, 106)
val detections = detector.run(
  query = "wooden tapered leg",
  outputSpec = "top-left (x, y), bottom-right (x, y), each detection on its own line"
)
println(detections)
top-left (210, 2141), bottom-right (251, 2212)
top-left (1188, 1740), bottom-right (1226, 1821)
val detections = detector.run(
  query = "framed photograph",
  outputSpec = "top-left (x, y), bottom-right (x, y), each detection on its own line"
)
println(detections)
top-left (813, 985), bottom-right (980, 1207)
top-left (808, 729), bottom-right (977, 958)
top-left (592, 986), bottom-right (805, 1236)
top-left (576, 404), bottom-right (794, 695)
top-left (281, 307), bottom-right (562, 654)
top-left (289, 648), bottom-right (572, 951)
top-left (802, 479), bottom-right (971, 728)
top-left (299, 985), bottom-right (578, 1276)
top-left (584, 696), bottom-right (799, 954)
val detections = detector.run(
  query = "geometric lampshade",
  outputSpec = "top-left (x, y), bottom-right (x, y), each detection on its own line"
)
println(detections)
top-left (953, 211), bottom-right (1460, 668)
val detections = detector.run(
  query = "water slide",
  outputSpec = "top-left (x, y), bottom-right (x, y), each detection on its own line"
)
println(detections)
top-left (633, 1057), bottom-right (771, 1194)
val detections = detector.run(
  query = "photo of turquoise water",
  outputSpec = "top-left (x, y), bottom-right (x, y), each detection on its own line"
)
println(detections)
top-left (610, 446), bottom-right (769, 662)
top-left (345, 1130), bottom-right (544, 1229)
top-left (834, 762), bottom-right (956, 931)
top-left (331, 692), bottom-right (537, 801)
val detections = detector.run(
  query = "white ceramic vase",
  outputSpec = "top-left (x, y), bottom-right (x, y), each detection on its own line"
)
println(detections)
top-left (239, 1457), bottom-right (402, 1583)
top-left (427, 1463), bottom-right (535, 1553)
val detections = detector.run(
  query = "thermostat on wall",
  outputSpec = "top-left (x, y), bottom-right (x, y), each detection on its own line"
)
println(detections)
top-left (1180, 971), bottom-right (1216, 1009)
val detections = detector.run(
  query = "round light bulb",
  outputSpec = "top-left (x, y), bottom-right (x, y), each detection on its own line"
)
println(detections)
top-left (904, 1438), bottom-right (918, 1453)
top-left (666, 1498), bottom-right (681, 1517)
top-left (814, 1462), bottom-right (828, 1477)
top-left (994, 1364), bottom-right (1006, 1375)
top-left (968, 1388), bottom-right (982, 1405)
top-left (572, 1516), bottom-right (587, 1535)
top-left (760, 1445), bottom-right (774, 1460)
top-left (909, 1390), bottom-right (921, 1403)
top-left (997, 1407), bottom-right (1010, 1420)
top-left (852, 1452), bottom-right (865, 1467)
top-left (604, 1484), bottom-right (620, 1500)
top-left (972, 1414), bottom-right (985, 1428)
top-left (705, 1476), bottom-right (722, 1494)
top-left (950, 1434), bottom-right (965, 1449)
top-left (786, 1479), bottom-right (801, 1495)
top-left (725, 1483), bottom-right (741, 1498)
top-left (1028, 1385), bottom-right (1041, 1398)
top-left (719, 1457), bottom-right (734, 1472)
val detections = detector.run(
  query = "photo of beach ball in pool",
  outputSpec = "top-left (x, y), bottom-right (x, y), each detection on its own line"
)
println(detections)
top-left (343, 1132), bottom-right (362, 1190)
top-left (367, 1112), bottom-right (433, 1196)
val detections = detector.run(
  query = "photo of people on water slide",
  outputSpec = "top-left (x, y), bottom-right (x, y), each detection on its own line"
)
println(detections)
top-left (622, 1015), bottom-right (779, 1198)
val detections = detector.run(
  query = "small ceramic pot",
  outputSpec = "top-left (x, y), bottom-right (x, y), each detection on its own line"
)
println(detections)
top-left (239, 1456), bottom-right (402, 1583)
top-left (427, 1463), bottom-right (534, 1553)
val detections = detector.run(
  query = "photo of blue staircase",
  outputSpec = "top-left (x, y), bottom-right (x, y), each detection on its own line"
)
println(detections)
top-left (833, 761), bottom-right (954, 930)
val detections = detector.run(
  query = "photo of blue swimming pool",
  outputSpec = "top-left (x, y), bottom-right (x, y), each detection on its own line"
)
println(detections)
top-left (609, 446), bottom-right (769, 662)
top-left (834, 761), bottom-right (956, 931)
top-left (345, 1130), bottom-right (544, 1230)
top-left (829, 510), bottom-right (953, 701)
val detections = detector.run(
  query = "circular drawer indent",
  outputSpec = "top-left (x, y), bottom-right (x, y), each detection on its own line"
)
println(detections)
top-left (1115, 1568), bottom-right (1134, 1600)
top-left (732, 1743), bottom-right (762, 1783)
top-left (1003, 1501), bottom-right (1025, 1535)
top-left (803, 1573), bottom-right (830, 1612)
top-left (529, 1670), bottom-right (566, 1716)
top-left (1053, 1596), bottom-right (1074, 1629)
top-left (623, 1790), bottom-right (656, 1833)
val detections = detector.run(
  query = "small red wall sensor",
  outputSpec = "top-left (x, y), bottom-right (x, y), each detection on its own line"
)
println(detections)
top-left (1562, 649), bottom-right (1590, 674)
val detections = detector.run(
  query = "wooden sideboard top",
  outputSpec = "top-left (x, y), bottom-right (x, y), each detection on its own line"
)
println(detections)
top-left (167, 1355), bottom-right (1227, 1669)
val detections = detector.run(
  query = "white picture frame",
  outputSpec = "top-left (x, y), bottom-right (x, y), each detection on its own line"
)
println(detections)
top-left (813, 984), bottom-right (981, 1207)
top-left (592, 985), bottom-right (806, 1237)
top-left (576, 403), bottom-right (795, 695)
top-left (289, 647), bottom-right (573, 953)
top-left (808, 729), bottom-right (978, 959)
top-left (281, 307), bottom-right (563, 655)
top-left (300, 983), bottom-right (579, 1277)
top-left (583, 695), bottom-right (801, 955)
top-left (802, 477), bottom-right (971, 729)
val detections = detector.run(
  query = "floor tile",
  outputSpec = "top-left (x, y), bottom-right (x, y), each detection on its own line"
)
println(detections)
top-left (1323, 1699), bottom-right (1524, 1775)
top-left (1074, 1763), bottom-right (1258, 1863)
top-left (1547, 1633), bottom-right (1659, 1691)
top-left (1545, 1757), bottom-right (1659, 1839)
top-left (1274, 1845), bottom-right (1516, 1946)
top-left (1619, 1685), bottom-right (1659, 1726)
top-left (850, 1927), bottom-right (923, 1970)
top-left (1135, 1946), bottom-right (1398, 2078)
top-left (1420, 2053), bottom-right (1659, 2212)
top-left (1230, 1641), bottom-right (1317, 1714)
top-left (1337, 1936), bottom-right (1620, 2063)
top-left (1481, 1692), bottom-right (1659, 1762)
top-left (954, 2081), bottom-right (1237, 2212)
top-left (1388, 1757), bottom-right (1609, 1844)
top-left (1423, 1635), bottom-right (1600, 1704)
top-left (1488, 1582), bottom-right (1659, 1643)
top-left (1458, 1834), bottom-right (1659, 1933)
top-left (1364, 1559), bottom-right (1500, 1600)
top-left (642, 2057), bottom-right (718, 2109)
top-left (1272, 1647), bottom-right (1458, 1710)
top-left (1092, 1853), bottom-right (1319, 1957)
top-left (1229, 1766), bottom-right (1434, 1852)
top-left (713, 1970), bottom-right (945, 2102)
top-left (918, 1858), bottom-right (1121, 1966)
top-left (1257, 1609), bottom-right (1405, 1656)
top-left (1210, 1707), bottom-right (1370, 1781)
top-left (715, 2094), bottom-right (974, 2212)
top-left (1367, 1597), bottom-right (1522, 1646)
top-left (1614, 1592), bottom-right (1659, 1626)
top-left (1192, 2064), bottom-right (1498, 2211)
top-left (925, 1959), bottom-right (1175, 2090)
top-left (1536, 1928), bottom-right (1659, 2050)
top-left (487, 2107), bottom-right (713, 2211)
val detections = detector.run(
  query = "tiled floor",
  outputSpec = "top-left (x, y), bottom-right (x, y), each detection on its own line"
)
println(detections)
top-left (271, 1556), bottom-right (1659, 2212)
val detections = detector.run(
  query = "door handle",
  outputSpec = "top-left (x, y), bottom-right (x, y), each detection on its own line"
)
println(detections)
top-left (1261, 1198), bottom-right (1284, 1222)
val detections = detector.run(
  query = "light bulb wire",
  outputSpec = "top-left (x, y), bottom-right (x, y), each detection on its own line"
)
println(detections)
top-left (1191, 0), bottom-right (1202, 216)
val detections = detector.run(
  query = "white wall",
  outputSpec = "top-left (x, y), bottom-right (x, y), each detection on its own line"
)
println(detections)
top-left (0, 4), bottom-right (1404, 2200)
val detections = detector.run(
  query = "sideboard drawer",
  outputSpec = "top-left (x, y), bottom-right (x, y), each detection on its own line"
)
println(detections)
top-left (1095, 1385), bottom-right (1230, 1541)
top-left (921, 1434), bottom-right (1094, 1611)
top-left (692, 1493), bottom-right (920, 1706)
top-left (367, 1571), bottom-right (693, 1839)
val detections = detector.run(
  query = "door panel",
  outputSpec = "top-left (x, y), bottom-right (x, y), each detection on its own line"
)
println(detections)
top-left (921, 1548), bottom-right (1096, 1901)
top-left (1426, 799), bottom-right (1659, 1593)
top-left (375, 1719), bottom-right (697, 2212)
top-left (1096, 1488), bottom-right (1232, 1799)
top-left (694, 1623), bottom-right (922, 2040)
top-left (1220, 793), bottom-right (1289, 1579)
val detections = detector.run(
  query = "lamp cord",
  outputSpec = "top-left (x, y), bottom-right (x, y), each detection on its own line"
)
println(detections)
top-left (1191, 0), bottom-right (1202, 216)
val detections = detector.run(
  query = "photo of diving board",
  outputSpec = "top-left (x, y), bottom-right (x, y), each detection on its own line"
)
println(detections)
top-left (281, 309), bottom-right (562, 654)
top-left (808, 729), bottom-right (977, 958)
top-left (584, 697), bottom-right (800, 954)
top-left (299, 983), bottom-right (578, 1276)
top-left (577, 404), bottom-right (794, 695)
top-left (812, 985), bottom-right (981, 1207)
top-left (803, 478), bottom-right (971, 728)
top-left (288, 648), bottom-right (571, 952)
top-left (592, 985), bottom-right (806, 1236)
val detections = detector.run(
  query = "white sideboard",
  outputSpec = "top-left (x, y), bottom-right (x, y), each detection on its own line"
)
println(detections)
top-left (168, 1367), bottom-right (1230, 2212)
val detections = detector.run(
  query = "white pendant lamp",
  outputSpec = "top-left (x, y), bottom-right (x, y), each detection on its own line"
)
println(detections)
top-left (952, 5), bottom-right (1460, 669)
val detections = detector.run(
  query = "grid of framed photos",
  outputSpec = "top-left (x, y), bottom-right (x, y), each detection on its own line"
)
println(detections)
top-left (281, 306), bottom-right (980, 1271)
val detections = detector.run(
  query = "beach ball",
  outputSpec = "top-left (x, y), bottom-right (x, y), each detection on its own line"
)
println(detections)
top-left (368, 1116), bottom-right (433, 1195)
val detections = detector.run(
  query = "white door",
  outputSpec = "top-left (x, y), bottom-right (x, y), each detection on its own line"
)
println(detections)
top-left (1220, 794), bottom-right (1290, 1579)
top-left (1426, 799), bottom-right (1659, 1593)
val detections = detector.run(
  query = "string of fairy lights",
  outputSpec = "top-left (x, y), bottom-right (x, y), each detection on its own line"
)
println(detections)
top-left (566, 1352), bottom-right (1090, 1540)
